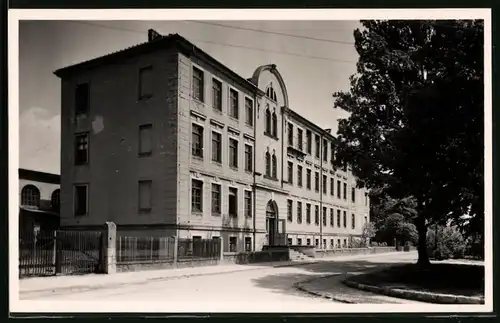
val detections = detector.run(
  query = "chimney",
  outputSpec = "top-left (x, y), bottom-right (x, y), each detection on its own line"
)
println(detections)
top-left (324, 128), bottom-right (332, 134)
top-left (148, 29), bottom-right (162, 42)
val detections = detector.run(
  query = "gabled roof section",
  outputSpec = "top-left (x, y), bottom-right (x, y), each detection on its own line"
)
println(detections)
top-left (53, 31), bottom-right (265, 96)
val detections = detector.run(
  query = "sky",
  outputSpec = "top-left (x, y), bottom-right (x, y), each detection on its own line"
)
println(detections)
top-left (19, 20), bottom-right (361, 175)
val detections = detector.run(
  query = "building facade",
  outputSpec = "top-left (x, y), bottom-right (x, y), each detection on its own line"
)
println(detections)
top-left (55, 31), bottom-right (369, 252)
top-left (19, 168), bottom-right (60, 233)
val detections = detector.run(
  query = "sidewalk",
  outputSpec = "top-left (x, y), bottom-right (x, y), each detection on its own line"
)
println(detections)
top-left (19, 259), bottom-right (316, 297)
top-left (19, 251), bottom-right (410, 298)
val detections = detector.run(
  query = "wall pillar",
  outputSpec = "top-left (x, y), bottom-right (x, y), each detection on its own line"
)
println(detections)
top-left (102, 221), bottom-right (117, 274)
top-left (173, 235), bottom-right (179, 266)
top-left (219, 237), bottom-right (224, 261)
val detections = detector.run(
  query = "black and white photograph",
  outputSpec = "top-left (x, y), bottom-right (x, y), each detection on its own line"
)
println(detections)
top-left (9, 9), bottom-right (491, 314)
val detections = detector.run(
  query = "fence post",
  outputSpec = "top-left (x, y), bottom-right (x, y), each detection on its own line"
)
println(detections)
top-left (102, 222), bottom-right (117, 274)
top-left (173, 236), bottom-right (178, 266)
top-left (52, 231), bottom-right (57, 270)
top-left (55, 231), bottom-right (62, 274)
top-left (219, 237), bottom-right (224, 261)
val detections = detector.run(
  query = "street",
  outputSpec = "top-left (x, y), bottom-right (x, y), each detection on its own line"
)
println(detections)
top-left (22, 252), bottom-right (418, 303)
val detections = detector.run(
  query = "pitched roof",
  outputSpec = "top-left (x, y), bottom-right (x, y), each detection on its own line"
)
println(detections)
top-left (53, 33), bottom-right (264, 96)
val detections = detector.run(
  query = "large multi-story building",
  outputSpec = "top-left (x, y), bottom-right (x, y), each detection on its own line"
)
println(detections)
top-left (54, 31), bottom-right (370, 252)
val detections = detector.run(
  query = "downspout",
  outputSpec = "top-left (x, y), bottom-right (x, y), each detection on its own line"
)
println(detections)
top-left (252, 92), bottom-right (257, 252)
top-left (280, 106), bottom-right (285, 246)
top-left (319, 134), bottom-right (323, 249)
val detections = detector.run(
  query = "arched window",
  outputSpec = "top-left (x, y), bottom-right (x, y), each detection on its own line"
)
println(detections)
top-left (272, 112), bottom-right (278, 137)
top-left (21, 185), bottom-right (40, 208)
top-left (272, 154), bottom-right (277, 179)
top-left (266, 85), bottom-right (277, 102)
top-left (265, 152), bottom-right (271, 177)
top-left (265, 106), bottom-right (271, 134)
top-left (51, 189), bottom-right (60, 212)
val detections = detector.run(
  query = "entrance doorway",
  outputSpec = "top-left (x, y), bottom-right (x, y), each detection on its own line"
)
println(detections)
top-left (266, 200), bottom-right (278, 246)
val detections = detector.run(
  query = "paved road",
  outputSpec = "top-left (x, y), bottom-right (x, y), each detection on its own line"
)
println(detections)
top-left (24, 252), bottom-right (418, 305)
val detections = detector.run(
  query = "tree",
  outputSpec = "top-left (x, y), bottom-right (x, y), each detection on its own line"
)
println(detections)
top-left (333, 20), bottom-right (483, 265)
top-left (372, 196), bottom-right (418, 246)
top-left (361, 222), bottom-right (376, 246)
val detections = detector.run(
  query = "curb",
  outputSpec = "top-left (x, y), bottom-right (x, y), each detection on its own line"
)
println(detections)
top-left (293, 275), bottom-right (355, 304)
top-left (342, 278), bottom-right (485, 305)
top-left (20, 260), bottom-right (318, 298)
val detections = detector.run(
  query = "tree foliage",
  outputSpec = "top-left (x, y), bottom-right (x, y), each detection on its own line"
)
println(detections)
top-left (333, 20), bottom-right (484, 265)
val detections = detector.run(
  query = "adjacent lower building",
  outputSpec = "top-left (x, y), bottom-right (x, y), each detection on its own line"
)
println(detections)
top-left (54, 30), bottom-right (370, 252)
top-left (19, 168), bottom-right (60, 233)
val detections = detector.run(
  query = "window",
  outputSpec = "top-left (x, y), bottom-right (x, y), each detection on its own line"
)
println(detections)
top-left (229, 138), bottom-right (238, 168)
top-left (51, 189), bottom-right (60, 212)
top-left (244, 191), bottom-right (252, 218)
top-left (229, 89), bottom-right (239, 119)
top-left (306, 130), bottom-right (312, 154)
top-left (272, 154), bottom-right (277, 178)
top-left (272, 112), bottom-right (278, 137)
top-left (322, 207), bottom-right (327, 226)
top-left (229, 237), bottom-right (237, 252)
top-left (287, 122), bottom-right (294, 146)
top-left (192, 66), bottom-right (204, 102)
top-left (323, 239), bottom-right (327, 249)
top-left (265, 152), bottom-right (271, 177)
top-left (75, 83), bottom-right (89, 116)
top-left (330, 208), bottom-right (334, 227)
top-left (138, 180), bottom-right (152, 212)
top-left (306, 238), bottom-right (311, 246)
top-left (306, 169), bottom-right (311, 190)
top-left (74, 185), bottom-right (88, 216)
top-left (331, 239), bottom-right (334, 248)
top-left (297, 129), bottom-right (303, 151)
top-left (337, 180), bottom-right (341, 198)
top-left (365, 216), bottom-right (368, 224)
top-left (323, 139), bottom-right (328, 162)
top-left (244, 144), bottom-right (253, 172)
top-left (322, 175), bottom-right (327, 194)
top-left (75, 133), bottom-right (89, 165)
top-left (314, 205), bottom-right (319, 225)
top-left (365, 193), bottom-right (368, 206)
top-left (191, 179), bottom-right (203, 212)
top-left (297, 238), bottom-right (302, 246)
top-left (229, 187), bottom-right (238, 217)
top-left (245, 98), bottom-right (254, 126)
top-left (245, 237), bottom-right (252, 252)
top-left (265, 107), bottom-right (272, 135)
top-left (352, 213), bottom-right (356, 229)
top-left (315, 172), bottom-right (319, 192)
top-left (287, 161), bottom-right (293, 184)
top-left (297, 202), bottom-right (303, 224)
top-left (297, 165), bottom-right (303, 187)
top-left (315, 135), bottom-right (320, 158)
top-left (343, 183), bottom-right (347, 200)
top-left (343, 210), bottom-right (347, 228)
top-left (139, 66), bottom-right (153, 99)
top-left (306, 204), bottom-right (311, 224)
top-left (337, 209), bottom-right (341, 227)
top-left (287, 199), bottom-right (293, 222)
top-left (191, 124), bottom-right (204, 158)
top-left (212, 78), bottom-right (222, 111)
top-left (21, 185), bottom-right (40, 208)
top-left (288, 238), bottom-right (293, 246)
top-left (139, 124), bottom-right (153, 156)
top-left (351, 187), bottom-right (356, 202)
top-left (211, 183), bottom-right (221, 215)
top-left (330, 177), bottom-right (334, 196)
top-left (266, 86), bottom-right (277, 101)
top-left (211, 131), bottom-right (222, 163)
top-left (315, 239), bottom-right (319, 247)
top-left (331, 142), bottom-right (335, 162)
top-left (344, 239), bottom-right (347, 248)
top-left (337, 239), bottom-right (341, 248)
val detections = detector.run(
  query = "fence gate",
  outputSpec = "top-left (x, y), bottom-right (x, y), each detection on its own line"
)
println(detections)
top-left (19, 230), bottom-right (103, 278)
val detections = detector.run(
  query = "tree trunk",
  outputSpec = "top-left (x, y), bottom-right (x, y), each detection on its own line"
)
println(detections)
top-left (416, 215), bottom-right (430, 266)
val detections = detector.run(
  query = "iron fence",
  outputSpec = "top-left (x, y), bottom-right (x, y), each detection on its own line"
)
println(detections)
top-left (177, 238), bottom-right (221, 261)
top-left (116, 236), bottom-right (175, 263)
top-left (19, 229), bottom-right (102, 278)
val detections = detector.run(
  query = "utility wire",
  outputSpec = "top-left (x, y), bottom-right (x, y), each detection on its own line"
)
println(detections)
top-left (186, 20), bottom-right (356, 45)
top-left (66, 21), bottom-right (359, 65)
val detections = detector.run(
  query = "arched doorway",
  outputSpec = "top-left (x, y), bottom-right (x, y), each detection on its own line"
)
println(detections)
top-left (266, 200), bottom-right (278, 246)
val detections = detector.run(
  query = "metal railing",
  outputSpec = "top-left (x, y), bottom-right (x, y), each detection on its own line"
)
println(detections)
top-left (116, 236), bottom-right (175, 263)
top-left (177, 238), bottom-right (220, 261)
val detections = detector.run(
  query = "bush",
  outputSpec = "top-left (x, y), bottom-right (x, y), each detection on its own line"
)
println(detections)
top-left (427, 226), bottom-right (466, 260)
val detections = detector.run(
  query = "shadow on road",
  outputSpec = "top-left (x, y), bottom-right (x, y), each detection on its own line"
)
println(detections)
top-left (250, 259), bottom-right (410, 298)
